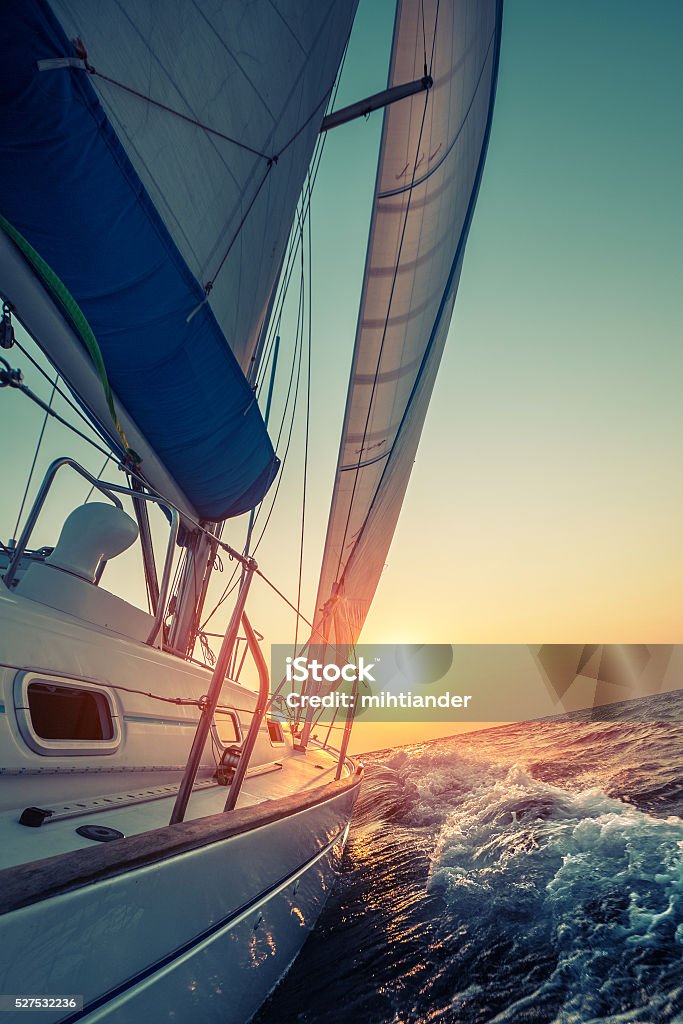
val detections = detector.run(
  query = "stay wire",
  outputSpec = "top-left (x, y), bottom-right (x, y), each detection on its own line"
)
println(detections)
top-left (199, 219), bottom-right (307, 631)
top-left (200, 255), bottom-right (309, 638)
top-left (12, 336), bottom-right (119, 456)
top-left (10, 376), bottom-right (120, 467)
top-left (254, 35), bottom-right (351, 395)
top-left (83, 455), bottom-right (111, 504)
top-left (249, 271), bottom-right (305, 554)
top-left (255, 567), bottom-right (328, 645)
top-left (247, 208), bottom-right (307, 544)
top-left (13, 372), bottom-right (58, 539)
top-left (420, 0), bottom-right (428, 74)
top-left (294, 190), bottom-right (312, 652)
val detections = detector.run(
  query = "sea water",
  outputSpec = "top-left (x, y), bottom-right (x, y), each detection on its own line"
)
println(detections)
top-left (256, 691), bottom-right (683, 1023)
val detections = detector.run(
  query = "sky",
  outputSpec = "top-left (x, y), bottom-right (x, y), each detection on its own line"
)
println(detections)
top-left (1, 1), bottom-right (682, 752)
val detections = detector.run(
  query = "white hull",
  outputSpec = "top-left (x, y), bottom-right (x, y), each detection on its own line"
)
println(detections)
top-left (0, 776), bottom-right (360, 1024)
top-left (0, 561), bottom-right (362, 1024)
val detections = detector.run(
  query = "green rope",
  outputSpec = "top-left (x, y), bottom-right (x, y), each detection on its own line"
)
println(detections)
top-left (0, 212), bottom-right (136, 460)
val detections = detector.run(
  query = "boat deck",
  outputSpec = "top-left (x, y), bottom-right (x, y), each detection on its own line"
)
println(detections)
top-left (0, 744), bottom-right (343, 871)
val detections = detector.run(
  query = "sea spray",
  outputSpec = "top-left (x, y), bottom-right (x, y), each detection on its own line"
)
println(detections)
top-left (256, 691), bottom-right (683, 1024)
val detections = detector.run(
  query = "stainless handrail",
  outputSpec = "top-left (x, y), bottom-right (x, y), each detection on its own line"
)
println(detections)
top-left (2, 456), bottom-right (179, 647)
top-left (223, 611), bottom-right (270, 812)
top-left (170, 561), bottom-right (256, 825)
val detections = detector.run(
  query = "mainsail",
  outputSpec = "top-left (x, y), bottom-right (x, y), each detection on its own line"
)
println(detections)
top-left (0, 0), bottom-right (357, 521)
top-left (313, 0), bottom-right (503, 646)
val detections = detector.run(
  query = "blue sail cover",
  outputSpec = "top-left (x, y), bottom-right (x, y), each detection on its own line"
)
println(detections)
top-left (0, 0), bottom-right (355, 520)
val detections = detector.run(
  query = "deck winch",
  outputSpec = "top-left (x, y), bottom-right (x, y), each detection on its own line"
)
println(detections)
top-left (215, 744), bottom-right (242, 786)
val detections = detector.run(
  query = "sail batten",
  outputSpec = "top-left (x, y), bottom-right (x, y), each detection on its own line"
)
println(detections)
top-left (313, 0), bottom-right (504, 646)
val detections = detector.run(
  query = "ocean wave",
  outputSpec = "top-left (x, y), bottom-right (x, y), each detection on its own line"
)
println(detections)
top-left (425, 759), bottom-right (683, 1023)
top-left (257, 706), bottom-right (683, 1024)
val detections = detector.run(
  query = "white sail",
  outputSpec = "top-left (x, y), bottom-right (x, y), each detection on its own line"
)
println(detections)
top-left (49, 0), bottom-right (358, 378)
top-left (0, 1), bottom-right (357, 521)
top-left (313, 0), bottom-right (503, 645)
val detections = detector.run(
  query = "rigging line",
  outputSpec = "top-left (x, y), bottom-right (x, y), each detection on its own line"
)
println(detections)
top-left (420, 0), bottom-right (428, 74)
top-left (429, 0), bottom-right (441, 73)
top-left (244, 272), bottom-right (305, 593)
top-left (125, 469), bottom-right (154, 616)
top-left (256, 218), bottom-right (300, 393)
top-left (200, 299), bottom-right (305, 635)
top-left (12, 336), bottom-right (118, 449)
top-left (12, 373), bottom-right (58, 539)
top-left (168, 543), bottom-right (186, 608)
top-left (89, 679), bottom-right (257, 717)
top-left (255, 567), bottom-right (330, 645)
top-left (255, 170), bottom-right (314, 395)
top-left (9, 340), bottom-right (307, 592)
top-left (275, 233), bottom-right (307, 452)
top-left (247, 226), bottom-right (307, 541)
top-left (10, 377), bottom-right (121, 466)
top-left (83, 66), bottom-right (271, 161)
top-left (202, 217), bottom-right (307, 631)
top-left (430, 0), bottom-right (440, 74)
top-left (83, 455), bottom-right (111, 504)
top-left (255, 195), bottom-right (307, 397)
top-left (8, 342), bottom-right (265, 571)
top-left (199, 561), bottom-right (240, 631)
top-left (334, 85), bottom-right (432, 582)
top-left (164, 542), bottom-right (188, 641)
top-left (254, 33), bottom-right (351, 394)
top-left (184, 532), bottom-right (201, 656)
top-left (294, 190), bottom-right (312, 652)
top-left (304, 602), bottom-right (358, 730)
top-left (249, 273), bottom-right (305, 555)
top-left (203, 161), bottom-right (274, 296)
top-left (274, 84), bottom-right (334, 161)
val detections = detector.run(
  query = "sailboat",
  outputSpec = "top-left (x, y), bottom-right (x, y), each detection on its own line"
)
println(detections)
top-left (0, 1), bottom-right (503, 1021)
